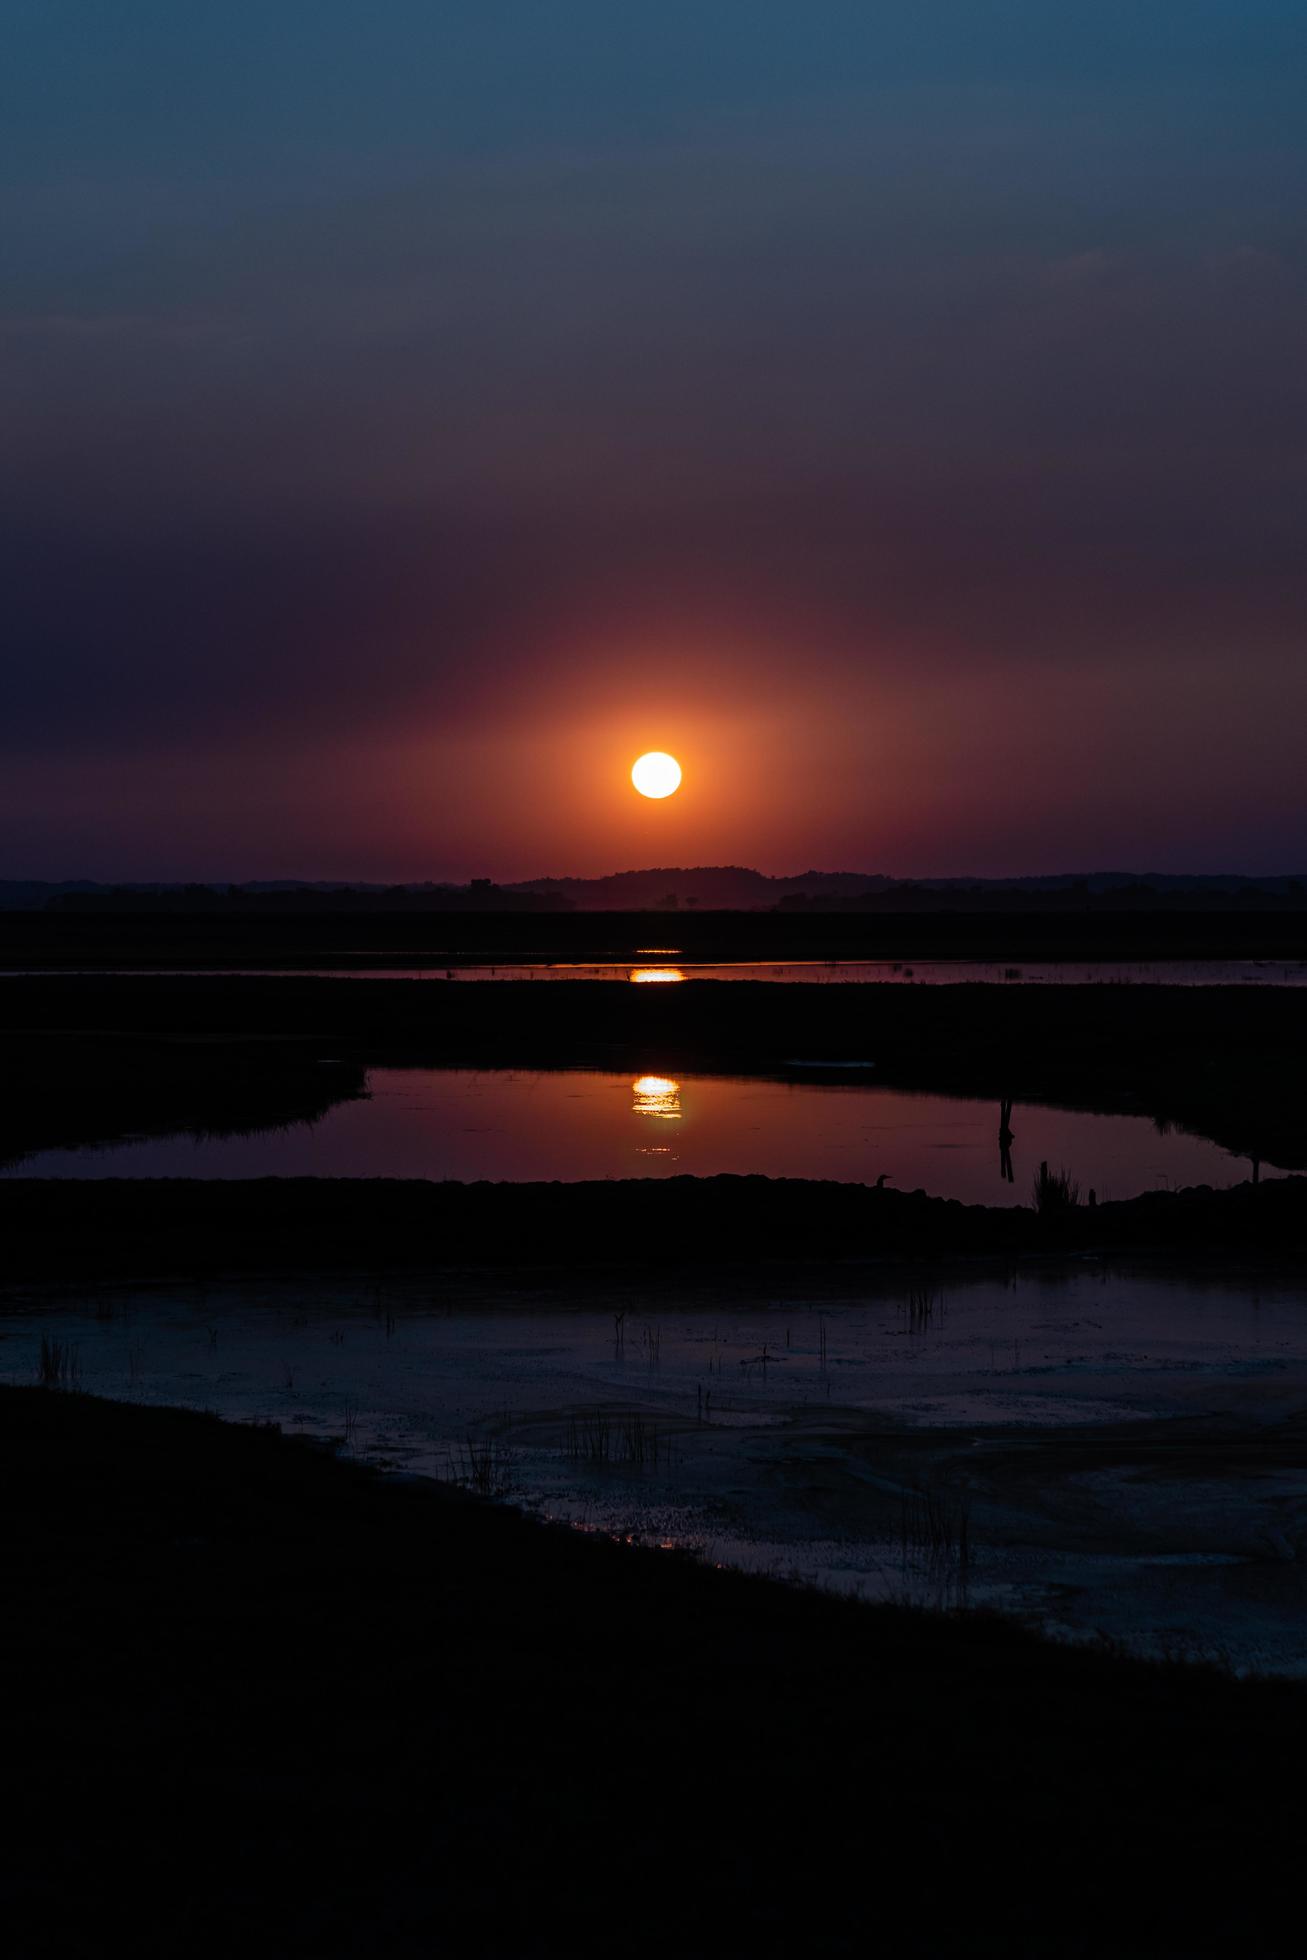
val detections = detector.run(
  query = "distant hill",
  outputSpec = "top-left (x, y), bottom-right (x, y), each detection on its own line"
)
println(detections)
top-left (508, 867), bottom-right (1307, 911)
top-left (2, 869), bottom-right (1304, 913)
top-left (506, 867), bottom-right (887, 910)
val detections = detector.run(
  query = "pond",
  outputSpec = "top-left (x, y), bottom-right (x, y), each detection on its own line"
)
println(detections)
top-left (9, 1066), bottom-right (1261, 1203)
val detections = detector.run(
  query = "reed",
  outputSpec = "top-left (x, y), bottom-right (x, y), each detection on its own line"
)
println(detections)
top-left (898, 1484), bottom-right (972, 1608)
top-left (1032, 1160), bottom-right (1081, 1213)
top-left (564, 1410), bottom-right (669, 1469)
top-left (901, 1286), bottom-right (944, 1333)
top-left (457, 1435), bottom-right (511, 1497)
top-left (565, 1412), bottom-right (612, 1463)
top-left (37, 1335), bottom-right (80, 1390)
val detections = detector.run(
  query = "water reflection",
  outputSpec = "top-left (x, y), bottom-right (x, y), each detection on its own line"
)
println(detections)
top-left (998, 1097), bottom-right (1016, 1185)
top-left (632, 1075), bottom-right (682, 1119)
top-left (11, 959), bottom-right (1307, 985)
top-left (13, 1069), bottom-right (1271, 1203)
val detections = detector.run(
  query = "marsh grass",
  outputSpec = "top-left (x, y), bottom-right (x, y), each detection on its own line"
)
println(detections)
top-left (37, 1336), bottom-right (80, 1390)
top-left (901, 1286), bottom-right (944, 1334)
top-left (616, 1413), bottom-right (666, 1468)
top-left (566, 1412), bottom-right (612, 1463)
top-left (1032, 1160), bottom-right (1081, 1214)
top-left (456, 1435), bottom-right (512, 1498)
top-left (564, 1410), bottom-right (670, 1470)
top-left (898, 1485), bottom-right (972, 1607)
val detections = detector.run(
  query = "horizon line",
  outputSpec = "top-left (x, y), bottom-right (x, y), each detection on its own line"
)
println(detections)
top-left (5, 866), bottom-right (1307, 888)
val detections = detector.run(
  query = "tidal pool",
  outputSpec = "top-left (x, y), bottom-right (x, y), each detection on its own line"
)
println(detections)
top-left (6, 1261), bottom-right (1307, 1672)
top-left (10, 1067), bottom-right (1262, 1202)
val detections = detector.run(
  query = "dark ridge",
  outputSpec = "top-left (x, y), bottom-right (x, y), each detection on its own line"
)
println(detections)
top-left (2, 1173), bottom-right (1305, 1283)
top-left (3, 1383), bottom-right (1303, 1956)
top-left (6, 866), bottom-right (1307, 916)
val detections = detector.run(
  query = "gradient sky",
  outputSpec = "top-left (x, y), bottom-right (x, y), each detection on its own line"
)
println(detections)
top-left (4, 3), bottom-right (1306, 879)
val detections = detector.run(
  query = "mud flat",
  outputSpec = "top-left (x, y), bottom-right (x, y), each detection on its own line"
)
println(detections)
top-left (4, 1382), bottom-right (1304, 1958)
top-left (8, 1259), bottom-right (1307, 1673)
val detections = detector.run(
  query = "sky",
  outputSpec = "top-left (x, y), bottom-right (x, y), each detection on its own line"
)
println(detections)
top-left (4, 2), bottom-right (1306, 880)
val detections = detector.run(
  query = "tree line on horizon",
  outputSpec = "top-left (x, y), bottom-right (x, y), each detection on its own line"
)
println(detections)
top-left (4, 867), bottom-right (1305, 915)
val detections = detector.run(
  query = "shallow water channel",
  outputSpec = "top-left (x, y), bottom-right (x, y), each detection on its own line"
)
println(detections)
top-left (7, 958), bottom-right (1307, 983)
top-left (12, 1067), bottom-right (1262, 1203)
top-left (7, 1262), bottom-right (1307, 1673)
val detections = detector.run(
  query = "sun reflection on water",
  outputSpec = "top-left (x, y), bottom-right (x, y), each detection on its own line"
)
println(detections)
top-left (629, 967), bottom-right (685, 984)
top-left (632, 1075), bottom-right (682, 1119)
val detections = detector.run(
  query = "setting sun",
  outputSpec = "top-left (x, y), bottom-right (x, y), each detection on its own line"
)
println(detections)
top-left (631, 751), bottom-right (682, 799)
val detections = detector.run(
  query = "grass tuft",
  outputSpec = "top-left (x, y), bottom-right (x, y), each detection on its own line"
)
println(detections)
top-left (1032, 1159), bottom-right (1081, 1214)
top-left (37, 1335), bottom-right (80, 1390)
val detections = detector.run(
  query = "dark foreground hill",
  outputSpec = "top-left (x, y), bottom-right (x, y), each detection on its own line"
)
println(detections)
top-left (3, 1385), bottom-right (1303, 1958)
top-left (3, 1173), bottom-right (1306, 1284)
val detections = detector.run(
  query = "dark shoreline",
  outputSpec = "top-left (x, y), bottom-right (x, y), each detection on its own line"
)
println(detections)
top-left (4, 1382), bottom-right (1303, 1957)
top-left (4, 975), bottom-right (1306, 1169)
top-left (4, 1172), bottom-right (1305, 1284)
top-left (0, 1029), bottom-right (368, 1166)
top-left (6, 903), bottom-right (1307, 967)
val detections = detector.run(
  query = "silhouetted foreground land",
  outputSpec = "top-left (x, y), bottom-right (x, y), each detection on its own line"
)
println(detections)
top-left (5, 903), bottom-right (1307, 966)
top-left (3, 1385), bottom-right (1302, 1958)
top-left (5, 976), bottom-right (1305, 1167)
top-left (0, 1030), bottom-right (367, 1166)
top-left (3, 1174), bottom-right (1306, 1283)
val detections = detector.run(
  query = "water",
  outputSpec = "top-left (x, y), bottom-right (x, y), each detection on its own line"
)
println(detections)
top-left (7, 1262), bottom-right (1307, 1671)
top-left (11, 1067), bottom-right (1260, 1202)
top-left (5, 959), bottom-right (1307, 984)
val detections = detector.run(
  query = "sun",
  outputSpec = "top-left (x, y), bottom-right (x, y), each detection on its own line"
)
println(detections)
top-left (632, 751), bottom-right (682, 799)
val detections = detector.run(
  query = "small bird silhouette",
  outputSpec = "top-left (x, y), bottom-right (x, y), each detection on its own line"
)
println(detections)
top-left (874, 1172), bottom-right (894, 1189)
